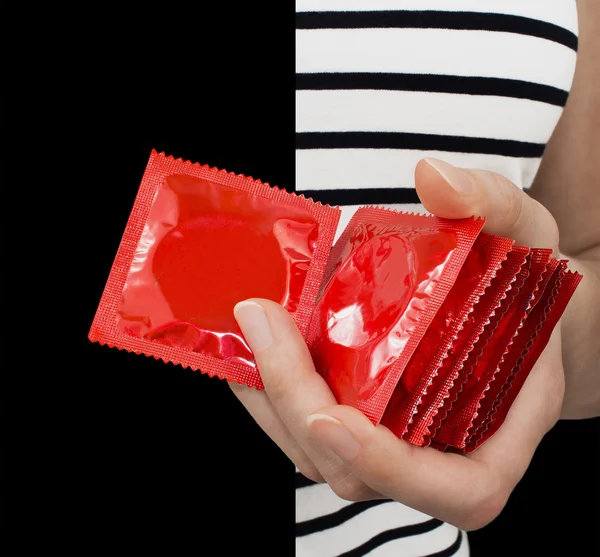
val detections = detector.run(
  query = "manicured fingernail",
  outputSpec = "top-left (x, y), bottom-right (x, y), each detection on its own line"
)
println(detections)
top-left (234, 301), bottom-right (274, 352)
top-left (424, 157), bottom-right (476, 196)
top-left (307, 414), bottom-right (360, 461)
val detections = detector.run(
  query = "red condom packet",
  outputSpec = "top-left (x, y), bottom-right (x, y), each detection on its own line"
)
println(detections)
top-left (89, 150), bottom-right (340, 389)
top-left (424, 245), bottom-right (530, 449)
top-left (463, 253), bottom-right (557, 447)
top-left (408, 244), bottom-right (530, 446)
top-left (467, 262), bottom-right (581, 451)
top-left (430, 247), bottom-right (532, 449)
top-left (306, 207), bottom-right (485, 424)
top-left (380, 232), bottom-right (514, 441)
top-left (432, 248), bottom-right (549, 449)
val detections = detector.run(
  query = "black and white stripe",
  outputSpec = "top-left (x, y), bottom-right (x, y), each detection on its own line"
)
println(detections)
top-left (297, 73), bottom-right (570, 106)
top-left (296, 10), bottom-right (577, 51)
top-left (296, 473), bottom-right (464, 557)
top-left (295, 1), bottom-right (577, 555)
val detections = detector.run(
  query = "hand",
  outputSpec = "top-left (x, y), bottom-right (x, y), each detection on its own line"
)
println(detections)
top-left (229, 158), bottom-right (564, 531)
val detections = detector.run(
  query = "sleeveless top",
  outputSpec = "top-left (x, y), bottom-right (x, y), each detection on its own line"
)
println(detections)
top-left (295, 1), bottom-right (578, 556)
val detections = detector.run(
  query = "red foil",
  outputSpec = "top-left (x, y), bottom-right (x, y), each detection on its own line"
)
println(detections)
top-left (381, 233), bottom-right (514, 442)
top-left (464, 252), bottom-right (555, 447)
top-left (89, 150), bottom-right (340, 388)
top-left (467, 262), bottom-right (581, 451)
top-left (431, 247), bottom-right (533, 450)
top-left (418, 244), bottom-right (530, 447)
top-left (474, 268), bottom-right (582, 448)
top-left (307, 207), bottom-right (484, 424)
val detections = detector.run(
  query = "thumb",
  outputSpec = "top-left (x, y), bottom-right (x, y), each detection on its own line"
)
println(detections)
top-left (415, 158), bottom-right (559, 250)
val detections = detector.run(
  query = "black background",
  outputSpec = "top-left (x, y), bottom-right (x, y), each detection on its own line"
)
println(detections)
top-left (2, 3), bottom-right (598, 557)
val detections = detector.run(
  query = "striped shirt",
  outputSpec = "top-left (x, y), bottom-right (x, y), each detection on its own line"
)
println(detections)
top-left (295, 1), bottom-right (578, 556)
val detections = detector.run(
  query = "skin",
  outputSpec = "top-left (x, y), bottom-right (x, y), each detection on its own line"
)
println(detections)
top-left (229, 0), bottom-right (600, 531)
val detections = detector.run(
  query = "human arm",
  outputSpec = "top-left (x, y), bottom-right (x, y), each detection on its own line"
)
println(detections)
top-left (529, 0), bottom-right (600, 419)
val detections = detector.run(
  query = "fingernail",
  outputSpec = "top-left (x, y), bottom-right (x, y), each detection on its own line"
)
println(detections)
top-left (307, 414), bottom-right (360, 461)
top-left (234, 301), bottom-right (274, 352)
top-left (424, 158), bottom-right (476, 196)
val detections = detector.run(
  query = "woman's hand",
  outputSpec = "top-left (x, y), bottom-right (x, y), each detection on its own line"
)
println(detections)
top-left (229, 158), bottom-right (565, 531)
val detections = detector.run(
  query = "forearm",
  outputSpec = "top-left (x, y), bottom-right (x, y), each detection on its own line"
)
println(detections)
top-left (528, 0), bottom-right (600, 419)
top-left (557, 245), bottom-right (600, 418)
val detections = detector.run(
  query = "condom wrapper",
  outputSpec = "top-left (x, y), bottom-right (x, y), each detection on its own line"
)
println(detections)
top-left (462, 253), bottom-right (558, 448)
top-left (306, 207), bottom-right (485, 424)
top-left (380, 232), bottom-right (515, 441)
top-left (431, 248), bottom-right (549, 449)
top-left (88, 150), bottom-right (341, 389)
top-left (467, 262), bottom-right (582, 451)
top-left (410, 244), bottom-right (531, 447)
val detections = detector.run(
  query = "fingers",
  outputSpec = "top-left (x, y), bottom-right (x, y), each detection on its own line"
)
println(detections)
top-left (234, 299), bottom-right (379, 499)
top-left (306, 405), bottom-right (508, 531)
top-left (415, 158), bottom-right (559, 251)
top-left (228, 382), bottom-right (324, 482)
